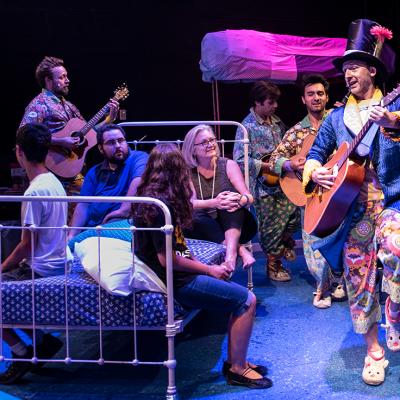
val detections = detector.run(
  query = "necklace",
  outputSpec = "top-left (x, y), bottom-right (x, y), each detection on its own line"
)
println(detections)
top-left (197, 161), bottom-right (217, 200)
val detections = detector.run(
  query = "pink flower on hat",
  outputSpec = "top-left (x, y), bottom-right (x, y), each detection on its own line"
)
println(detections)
top-left (370, 25), bottom-right (393, 42)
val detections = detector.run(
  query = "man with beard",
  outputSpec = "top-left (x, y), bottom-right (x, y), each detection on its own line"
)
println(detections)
top-left (68, 124), bottom-right (148, 236)
top-left (19, 56), bottom-right (119, 195)
top-left (269, 74), bottom-right (346, 308)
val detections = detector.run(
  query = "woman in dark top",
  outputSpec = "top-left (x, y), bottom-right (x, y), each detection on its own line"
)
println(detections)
top-left (182, 125), bottom-right (257, 271)
top-left (132, 144), bottom-right (271, 389)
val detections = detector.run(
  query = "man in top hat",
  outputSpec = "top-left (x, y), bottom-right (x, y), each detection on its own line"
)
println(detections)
top-left (302, 19), bottom-right (400, 386)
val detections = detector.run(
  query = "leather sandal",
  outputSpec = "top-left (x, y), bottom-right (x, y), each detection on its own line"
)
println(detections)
top-left (226, 367), bottom-right (273, 389)
top-left (381, 297), bottom-right (400, 352)
top-left (267, 259), bottom-right (291, 282)
top-left (362, 349), bottom-right (388, 386)
top-left (283, 247), bottom-right (296, 261)
top-left (222, 360), bottom-right (268, 376)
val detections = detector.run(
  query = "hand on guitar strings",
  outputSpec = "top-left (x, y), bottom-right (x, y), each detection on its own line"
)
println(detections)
top-left (311, 164), bottom-right (338, 190)
top-left (56, 136), bottom-right (81, 150)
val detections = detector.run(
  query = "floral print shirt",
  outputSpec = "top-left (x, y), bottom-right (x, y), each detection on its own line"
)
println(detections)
top-left (269, 113), bottom-right (329, 176)
top-left (233, 107), bottom-right (286, 197)
top-left (20, 89), bottom-right (83, 133)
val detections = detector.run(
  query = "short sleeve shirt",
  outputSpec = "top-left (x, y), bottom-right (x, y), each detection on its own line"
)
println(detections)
top-left (20, 90), bottom-right (83, 133)
top-left (80, 150), bottom-right (149, 226)
top-left (134, 207), bottom-right (196, 289)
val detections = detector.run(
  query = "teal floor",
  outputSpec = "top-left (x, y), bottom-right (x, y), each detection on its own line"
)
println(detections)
top-left (1, 252), bottom-right (399, 400)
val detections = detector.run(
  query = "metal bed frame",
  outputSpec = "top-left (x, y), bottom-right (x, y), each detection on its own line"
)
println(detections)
top-left (0, 120), bottom-right (252, 399)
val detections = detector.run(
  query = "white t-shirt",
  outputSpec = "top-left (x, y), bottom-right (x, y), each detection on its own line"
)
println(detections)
top-left (22, 172), bottom-right (70, 277)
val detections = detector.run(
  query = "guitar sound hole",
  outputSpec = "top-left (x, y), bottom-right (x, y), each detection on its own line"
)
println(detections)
top-left (71, 131), bottom-right (85, 146)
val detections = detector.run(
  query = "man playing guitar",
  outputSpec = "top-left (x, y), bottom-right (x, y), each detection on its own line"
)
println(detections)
top-left (269, 74), bottom-right (346, 309)
top-left (19, 56), bottom-right (119, 196)
top-left (303, 19), bottom-right (400, 386)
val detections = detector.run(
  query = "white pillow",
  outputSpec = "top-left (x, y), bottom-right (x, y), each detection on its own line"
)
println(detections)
top-left (74, 237), bottom-right (166, 296)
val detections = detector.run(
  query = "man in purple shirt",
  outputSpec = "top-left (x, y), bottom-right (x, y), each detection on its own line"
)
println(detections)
top-left (19, 56), bottom-right (119, 196)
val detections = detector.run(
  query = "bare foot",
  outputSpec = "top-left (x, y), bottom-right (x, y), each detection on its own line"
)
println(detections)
top-left (239, 246), bottom-right (256, 270)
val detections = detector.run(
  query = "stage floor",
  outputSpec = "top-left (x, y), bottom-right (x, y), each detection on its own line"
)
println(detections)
top-left (1, 251), bottom-right (399, 400)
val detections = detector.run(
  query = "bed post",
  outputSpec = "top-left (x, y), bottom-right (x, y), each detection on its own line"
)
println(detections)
top-left (211, 80), bottom-right (221, 140)
top-left (162, 204), bottom-right (178, 400)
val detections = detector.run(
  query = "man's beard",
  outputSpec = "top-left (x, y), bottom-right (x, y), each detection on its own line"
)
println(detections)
top-left (108, 151), bottom-right (128, 165)
top-left (54, 86), bottom-right (69, 97)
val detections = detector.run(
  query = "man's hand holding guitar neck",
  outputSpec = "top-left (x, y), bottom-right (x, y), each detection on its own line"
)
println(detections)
top-left (98, 98), bottom-right (120, 126)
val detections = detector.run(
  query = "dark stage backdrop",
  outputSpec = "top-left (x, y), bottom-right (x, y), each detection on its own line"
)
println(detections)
top-left (3, 1), bottom-right (400, 184)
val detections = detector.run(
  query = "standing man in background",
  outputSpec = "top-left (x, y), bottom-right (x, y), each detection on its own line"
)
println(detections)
top-left (19, 56), bottom-right (119, 196)
top-left (234, 81), bottom-right (300, 282)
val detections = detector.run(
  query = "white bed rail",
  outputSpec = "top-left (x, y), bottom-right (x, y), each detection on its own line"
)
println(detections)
top-left (0, 195), bottom-right (179, 399)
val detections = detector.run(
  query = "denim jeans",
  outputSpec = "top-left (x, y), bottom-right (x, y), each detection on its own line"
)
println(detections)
top-left (176, 275), bottom-right (253, 317)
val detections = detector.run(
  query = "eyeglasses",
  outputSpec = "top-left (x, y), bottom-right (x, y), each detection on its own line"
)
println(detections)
top-left (194, 137), bottom-right (217, 147)
top-left (103, 138), bottom-right (127, 146)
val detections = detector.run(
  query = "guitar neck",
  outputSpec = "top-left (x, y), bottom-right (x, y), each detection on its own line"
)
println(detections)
top-left (341, 120), bottom-right (373, 165)
top-left (80, 103), bottom-right (110, 134)
top-left (338, 85), bottom-right (400, 168)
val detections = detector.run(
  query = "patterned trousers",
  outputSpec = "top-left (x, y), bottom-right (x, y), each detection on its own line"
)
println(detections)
top-left (253, 191), bottom-right (300, 258)
top-left (344, 200), bottom-right (400, 334)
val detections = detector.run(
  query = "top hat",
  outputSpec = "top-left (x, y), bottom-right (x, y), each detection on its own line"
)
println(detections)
top-left (333, 19), bottom-right (395, 81)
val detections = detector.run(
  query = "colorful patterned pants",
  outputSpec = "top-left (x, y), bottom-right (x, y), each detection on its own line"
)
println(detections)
top-left (377, 208), bottom-right (400, 304)
top-left (344, 200), bottom-right (400, 334)
top-left (254, 191), bottom-right (300, 258)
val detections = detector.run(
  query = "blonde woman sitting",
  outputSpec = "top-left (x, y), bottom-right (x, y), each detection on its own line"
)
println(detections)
top-left (182, 125), bottom-right (257, 270)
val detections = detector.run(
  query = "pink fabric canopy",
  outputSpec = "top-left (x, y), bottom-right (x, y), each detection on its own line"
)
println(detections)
top-left (200, 29), bottom-right (347, 83)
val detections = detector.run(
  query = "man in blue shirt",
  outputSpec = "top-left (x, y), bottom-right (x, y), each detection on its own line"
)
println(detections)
top-left (69, 124), bottom-right (148, 236)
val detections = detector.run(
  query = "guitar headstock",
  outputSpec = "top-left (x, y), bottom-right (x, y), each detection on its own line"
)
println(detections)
top-left (113, 84), bottom-right (129, 102)
top-left (382, 83), bottom-right (400, 107)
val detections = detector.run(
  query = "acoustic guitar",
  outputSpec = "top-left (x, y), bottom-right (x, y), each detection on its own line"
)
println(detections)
top-left (45, 84), bottom-right (129, 178)
top-left (304, 84), bottom-right (400, 237)
top-left (279, 132), bottom-right (316, 207)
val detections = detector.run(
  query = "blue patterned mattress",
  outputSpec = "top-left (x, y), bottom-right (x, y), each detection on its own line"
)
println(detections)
top-left (0, 239), bottom-right (225, 329)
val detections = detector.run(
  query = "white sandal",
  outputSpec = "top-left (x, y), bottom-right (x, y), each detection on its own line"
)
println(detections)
top-left (312, 292), bottom-right (332, 309)
top-left (362, 349), bottom-right (388, 386)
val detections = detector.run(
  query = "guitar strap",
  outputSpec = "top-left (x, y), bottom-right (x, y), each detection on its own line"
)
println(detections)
top-left (356, 123), bottom-right (379, 157)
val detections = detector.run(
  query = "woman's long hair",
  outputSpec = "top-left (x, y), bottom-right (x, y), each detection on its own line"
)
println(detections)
top-left (132, 143), bottom-right (193, 228)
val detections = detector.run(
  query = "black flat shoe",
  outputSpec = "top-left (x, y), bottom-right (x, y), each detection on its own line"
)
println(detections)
top-left (226, 367), bottom-right (273, 389)
top-left (222, 360), bottom-right (268, 376)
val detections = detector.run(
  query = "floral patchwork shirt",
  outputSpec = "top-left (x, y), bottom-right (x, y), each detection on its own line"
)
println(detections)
top-left (19, 89), bottom-right (83, 133)
top-left (268, 112), bottom-right (329, 176)
top-left (233, 108), bottom-right (286, 197)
